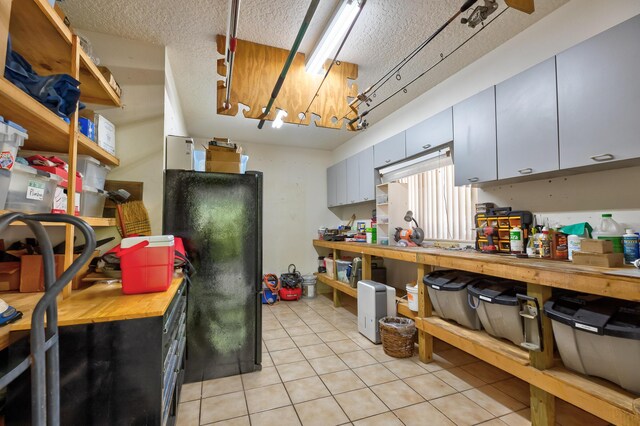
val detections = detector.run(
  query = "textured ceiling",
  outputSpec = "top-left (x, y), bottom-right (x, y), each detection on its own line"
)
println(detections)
top-left (61, 0), bottom-right (567, 149)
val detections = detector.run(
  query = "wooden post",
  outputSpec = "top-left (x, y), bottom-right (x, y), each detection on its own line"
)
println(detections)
top-left (333, 249), bottom-right (341, 307)
top-left (418, 263), bottom-right (434, 363)
top-left (362, 254), bottom-right (371, 280)
top-left (528, 283), bottom-right (555, 426)
top-left (62, 35), bottom-right (80, 299)
top-left (0, 0), bottom-right (10, 73)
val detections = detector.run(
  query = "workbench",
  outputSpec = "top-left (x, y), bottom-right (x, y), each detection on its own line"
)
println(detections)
top-left (313, 239), bottom-right (640, 426)
top-left (4, 276), bottom-right (187, 425)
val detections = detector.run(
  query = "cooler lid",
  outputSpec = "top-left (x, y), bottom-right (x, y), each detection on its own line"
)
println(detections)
top-left (544, 295), bottom-right (640, 339)
top-left (121, 235), bottom-right (175, 249)
top-left (468, 279), bottom-right (526, 306)
top-left (423, 270), bottom-right (477, 291)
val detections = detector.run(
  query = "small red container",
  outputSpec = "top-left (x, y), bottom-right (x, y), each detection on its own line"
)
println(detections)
top-left (279, 287), bottom-right (302, 301)
top-left (117, 235), bottom-right (175, 294)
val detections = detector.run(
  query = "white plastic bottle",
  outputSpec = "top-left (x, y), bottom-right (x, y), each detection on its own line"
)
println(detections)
top-left (592, 214), bottom-right (625, 253)
top-left (623, 229), bottom-right (640, 264)
top-left (510, 226), bottom-right (523, 253)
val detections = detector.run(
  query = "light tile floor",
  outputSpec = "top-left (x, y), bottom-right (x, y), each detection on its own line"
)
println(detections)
top-left (177, 294), bottom-right (609, 426)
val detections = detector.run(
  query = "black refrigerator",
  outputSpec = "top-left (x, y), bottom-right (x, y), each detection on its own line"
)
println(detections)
top-left (163, 170), bottom-right (262, 383)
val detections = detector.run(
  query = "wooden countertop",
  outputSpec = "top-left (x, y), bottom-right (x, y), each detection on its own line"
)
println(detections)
top-left (0, 276), bottom-right (184, 350)
top-left (313, 240), bottom-right (640, 301)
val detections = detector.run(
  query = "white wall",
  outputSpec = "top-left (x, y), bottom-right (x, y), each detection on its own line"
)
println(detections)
top-left (164, 49), bottom-right (188, 140)
top-left (196, 139), bottom-right (339, 275)
top-left (332, 0), bottom-right (640, 234)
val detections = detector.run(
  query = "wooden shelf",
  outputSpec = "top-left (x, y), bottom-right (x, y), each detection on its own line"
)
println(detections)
top-left (0, 211), bottom-right (116, 227)
top-left (396, 299), bottom-right (416, 320)
top-left (415, 316), bottom-right (640, 425)
top-left (78, 134), bottom-right (120, 167)
top-left (9, 0), bottom-right (121, 107)
top-left (316, 273), bottom-right (357, 298)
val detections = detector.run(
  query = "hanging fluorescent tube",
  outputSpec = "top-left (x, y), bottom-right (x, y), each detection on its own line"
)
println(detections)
top-left (272, 110), bottom-right (288, 129)
top-left (305, 0), bottom-right (361, 75)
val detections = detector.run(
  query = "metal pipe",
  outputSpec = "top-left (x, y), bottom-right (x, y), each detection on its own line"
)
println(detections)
top-left (258, 0), bottom-right (320, 129)
top-left (224, 0), bottom-right (241, 110)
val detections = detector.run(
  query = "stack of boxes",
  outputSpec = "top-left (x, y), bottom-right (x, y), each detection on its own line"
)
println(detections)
top-left (205, 138), bottom-right (245, 173)
top-left (572, 239), bottom-right (624, 267)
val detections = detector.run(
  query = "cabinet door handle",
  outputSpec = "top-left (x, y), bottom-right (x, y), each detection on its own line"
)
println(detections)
top-left (385, 159), bottom-right (391, 164)
top-left (518, 168), bottom-right (533, 175)
top-left (422, 144), bottom-right (432, 150)
top-left (468, 177), bottom-right (479, 183)
top-left (364, 197), bottom-right (369, 200)
top-left (590, 153), bottom-right (614, 162)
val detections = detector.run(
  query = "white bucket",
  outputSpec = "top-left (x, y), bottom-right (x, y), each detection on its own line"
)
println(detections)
top-left (302, 282), bottom-right (316, 299)
top-left (406, 284), bottom-right (419, 312)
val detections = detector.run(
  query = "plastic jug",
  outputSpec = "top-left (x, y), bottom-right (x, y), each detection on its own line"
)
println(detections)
top-left (592, 214), bottom-right (625, 253)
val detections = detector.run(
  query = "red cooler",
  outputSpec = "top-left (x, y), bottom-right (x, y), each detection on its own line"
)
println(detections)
top-left (117, 235), bottom-right (175, 294)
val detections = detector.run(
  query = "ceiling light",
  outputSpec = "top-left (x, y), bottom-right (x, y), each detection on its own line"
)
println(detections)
top-left (305, 0), bottom-right (362, 75)
top-left (272, 109), bottom-right (288, 129)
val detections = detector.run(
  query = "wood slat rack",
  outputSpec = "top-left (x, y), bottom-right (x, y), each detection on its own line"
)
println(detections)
top-left (313, 239), bottom-right (640, 426)
top-left (1, 0), bottom-right (122, 299)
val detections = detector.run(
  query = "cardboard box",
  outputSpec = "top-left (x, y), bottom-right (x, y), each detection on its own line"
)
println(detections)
top-left (572, 251), bottom-right (624, 268)
top-left (0, 262), bottom-right (21, 291)
top-left (580, 239), bottom-right (614, 254)
top-left (96, 114), bottom-right (116, 156)
top-left (205, 161), bottom-right (241, 174)
top-left (206, 150), bottom-right (241, 162)
top-left (98, 66), bottom-right (122, 97)
top-left (19, 252), bottom-right (97, 292)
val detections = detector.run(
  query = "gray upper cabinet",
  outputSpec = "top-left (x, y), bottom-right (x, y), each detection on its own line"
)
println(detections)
top-left (496, 58), bottom-right (559, 179)
top-left (557, 14), bottom-right (640, 169)
top-left (346, 155), bottom-right (359, 204)
top-left (357, 147), bottom-right (375, 202)
top-left (405, 108), bottom-right (453, 158)
top-left (335, 160), bottom-right (347, 206)
top-left (453, 87), bottom-right (497, 186)
top-left (326, 164), bottom-right (337, 207)
top-left (373, 132), bottom-right (406, 168)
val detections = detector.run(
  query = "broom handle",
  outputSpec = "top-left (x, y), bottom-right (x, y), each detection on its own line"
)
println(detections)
top-left (116, 204), bottom-right (128, 237)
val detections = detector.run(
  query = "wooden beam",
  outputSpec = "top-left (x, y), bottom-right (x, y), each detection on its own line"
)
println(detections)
top-left (332, 249), bottom-right (341, 307)
top-left (62, 34), bottom-right (80, 299)
top-left (362, 254), bottom-right (371, 280)
top-left (417, 263), bottom-right (433, 363)
top-left (0, 0), bottom-right (10, 73)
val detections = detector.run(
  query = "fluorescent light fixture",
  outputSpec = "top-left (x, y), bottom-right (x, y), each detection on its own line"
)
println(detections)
top-left (305, 0), bottom-right (361, 75)
top-left (272, 109), bottom-right (288, 129)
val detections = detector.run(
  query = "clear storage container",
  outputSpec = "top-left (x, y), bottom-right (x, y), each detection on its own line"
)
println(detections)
top-left (336, 260), bottom-right (351, 283)
top-left (0, 169), bottom-right (10, 209)
top-left (19, 151), bottom-right (111, 190)
top-left (5, 163), bottom-right (61, 213)
top-left (0, 120), bottom-right (27, 171)
top-left (80, 185), bottom-right (108, 217)
top-left (324, 258), bottom-right (335, 279)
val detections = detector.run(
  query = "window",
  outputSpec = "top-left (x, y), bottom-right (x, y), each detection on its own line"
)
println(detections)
top-left (400, 164), bottom-right (477, 241)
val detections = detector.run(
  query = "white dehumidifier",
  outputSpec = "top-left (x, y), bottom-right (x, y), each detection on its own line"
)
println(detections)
top-left (357, 280), bottom-right (396, 344)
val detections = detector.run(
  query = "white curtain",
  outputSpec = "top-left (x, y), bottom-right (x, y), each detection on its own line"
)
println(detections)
top-left (400, 164), bottom-right (477, 241)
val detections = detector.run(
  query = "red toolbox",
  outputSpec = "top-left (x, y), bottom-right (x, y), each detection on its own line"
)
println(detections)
top-left (116, 235), bottom-right (175, 294)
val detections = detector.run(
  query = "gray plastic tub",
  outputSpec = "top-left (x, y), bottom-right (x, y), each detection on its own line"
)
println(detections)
top-left (423, 270), bottom-right (481, 330)
top-left (468, 279), bottom-right (527, 346)
top-left (544, 295), bottom-right (640, 394)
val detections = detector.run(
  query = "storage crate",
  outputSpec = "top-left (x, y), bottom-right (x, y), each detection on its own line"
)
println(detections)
top-left (80, 185), bottom-right (108, 217)
top-left (336, 260), bottom-right (351, 283)
top-left (20, 151), bottom-right (110, 190)
top-left (468, 279), bottom-right (527, 345)
top-left (544, 295), bottom-right (640, 394)
top-left (0, 120), bottom-right (27, 171)
top-left (5, 163), bottom-right (61, 213)
top-left (423, 270), bottom-right (482, 330)
top-left (324, 258), bottom-right (335, 279)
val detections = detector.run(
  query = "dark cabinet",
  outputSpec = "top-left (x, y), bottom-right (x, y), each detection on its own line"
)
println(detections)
top-left (7, 281), bottom-right (187, 426)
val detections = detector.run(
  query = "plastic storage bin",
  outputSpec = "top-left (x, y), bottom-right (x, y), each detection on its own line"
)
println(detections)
top-left (19, 151), bottom-right (111, 190)
top-left (324, 258), bottom-right (335, 279)
top-left (116, 235), bottom-right (175, 294)
top-left (423, 270), bottom-right (482, 330)
top-left (80, 185), bottom-right (108, 217)
top-left (336, 260), bottom-right (351, 283)
top-left (0, 169), bottom-right (10, 209)
top-left (468, 279), bottom-right (527, 345)
top-left (5, 163), bottom-right (61, 213)
top-left (0, 119), bottom-right (27, 171)
top-left (544, 295), bottom-right (640, 394)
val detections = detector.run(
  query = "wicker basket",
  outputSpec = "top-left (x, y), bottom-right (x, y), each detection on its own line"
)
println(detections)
top-left (379, 316), bottom-right (416, 358)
